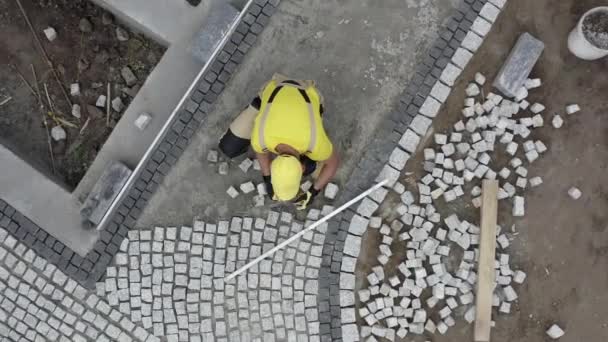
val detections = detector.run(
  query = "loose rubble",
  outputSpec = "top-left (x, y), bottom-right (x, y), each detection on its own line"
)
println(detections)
top-left (529, 176), bottom-right (543, 187)
top-left (218, 162), bottom-right (229, 175)
top-left (565, 104), bottom-right (580, 115)
top-left (253, 194), bottom-right (265, 206)
top-left (355, 72), bottom-right (563, 338)
top-left (79, 17), bottom-right (93, 33)
top-left (43, 27), bottom-right (57, 41)
top-left (116, 27), bottom-right (130, 42)
top-left (524, 78), bottom-right (541, 89)
top-left (226, 186), bottom-right (239, 198)
top-left (134, 112), bottom-right (152, 130)
top-left (121, 66), bottom-right (138, 86)
top-left (546, 324), bottom-right (565, 339)
top-left (207, 150), bottom-right (218, 163)
top-left (102, 11), bottom-right (114, 25)
top-left (325, 183), bottom-right (339, 199)
top-left (567, 187), bottom-right (581, 200)
top-left (301, 180), bottom-right (313, 192)
top-left (51, 125), bottom-right (66, 141)
top-left (239, 158), bottom-right (253, 173)
top-left (111, 97), bottom-right (124, 112)
top-left (123, 85), bottom-right (140, 98)
top-left (216, 153), bottom-right (340, 205)
top-left (77, 57), bottom-right (90, 72)
top-left (552, 114), bottom-right (563, 128)
top-left (70, 82), bottom-right (80, 96)
top-left (239, 181), bottom-right (255, 194)
top-left (71, 104), bottom-right (81, 118)
top-left (96, 94), bottom-right (107, 107)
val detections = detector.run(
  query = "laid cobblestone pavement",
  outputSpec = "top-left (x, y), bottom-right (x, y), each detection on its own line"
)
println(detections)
top-left (99, 211), bottom-right (326, 342)
top-left (0, 227), bottom-right (155, 342)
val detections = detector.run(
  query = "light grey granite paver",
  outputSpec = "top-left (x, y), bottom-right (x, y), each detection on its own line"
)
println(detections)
top-left (0, 227), bottom-right (147, 342)
top-left (95, 217), bottom-right (324, 341)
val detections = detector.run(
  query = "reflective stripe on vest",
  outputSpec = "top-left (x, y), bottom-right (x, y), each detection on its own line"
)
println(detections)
top-left (257, 83), bottom-right (317, 154)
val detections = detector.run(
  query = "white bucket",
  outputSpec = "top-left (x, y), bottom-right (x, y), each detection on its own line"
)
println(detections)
top-left (568, 6), bottom-right (608, 60)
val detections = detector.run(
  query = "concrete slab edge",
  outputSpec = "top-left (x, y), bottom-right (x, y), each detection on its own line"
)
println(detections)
top-left (317, 0), bottom-right (507, 340)
top-left (0, 0), bottom-right (281, 290)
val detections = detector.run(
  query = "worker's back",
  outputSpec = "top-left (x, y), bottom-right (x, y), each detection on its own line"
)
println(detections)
top-left (252, 81), bottom-right (333, 161)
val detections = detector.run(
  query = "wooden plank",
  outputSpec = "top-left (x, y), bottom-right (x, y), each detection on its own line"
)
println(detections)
top-left (474, 179), bottom-right (499, 342)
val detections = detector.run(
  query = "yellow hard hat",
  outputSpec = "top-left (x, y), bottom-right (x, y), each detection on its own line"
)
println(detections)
top-left (271, 155), bottom-right (302, 201)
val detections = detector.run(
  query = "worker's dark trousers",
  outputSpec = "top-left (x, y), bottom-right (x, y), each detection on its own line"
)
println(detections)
top-left (219, 128), bottom-right (250, 159)
top-left (218, 104), bottom-right (257, 159)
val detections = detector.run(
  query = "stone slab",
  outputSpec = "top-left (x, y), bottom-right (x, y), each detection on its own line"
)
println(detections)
top-left (493, 33), bottom-right (545, 98)
top-left (81, 162), bottom-right (132, 226)
top-left (190, 2), bottom-right (240, 64)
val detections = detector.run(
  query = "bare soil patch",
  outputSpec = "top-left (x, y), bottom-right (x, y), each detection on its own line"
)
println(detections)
top-left (0, 0), bottom-right (165, 188)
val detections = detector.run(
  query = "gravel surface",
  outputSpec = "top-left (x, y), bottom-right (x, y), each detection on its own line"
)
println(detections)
top-left (583, 10), bottom-right (608, 49)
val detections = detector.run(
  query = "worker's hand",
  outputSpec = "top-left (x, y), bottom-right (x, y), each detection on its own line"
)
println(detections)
top-left (294, 187), bottom-right (320, 210)
top-left (263, 175), bottom-right (274, 199)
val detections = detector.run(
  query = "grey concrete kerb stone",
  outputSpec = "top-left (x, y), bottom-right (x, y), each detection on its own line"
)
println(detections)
top-left (335, 0), bottom-right (508, 340)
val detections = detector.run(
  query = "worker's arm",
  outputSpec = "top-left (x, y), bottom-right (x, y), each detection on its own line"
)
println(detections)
top-left (313, 149), bottom-right (340, 191)
top-left (256, 152), bottom-right (272, 176)
top-left (257, 152), bottom-right (274, 198)
top-left (293, 150), bottom-right (339, 210)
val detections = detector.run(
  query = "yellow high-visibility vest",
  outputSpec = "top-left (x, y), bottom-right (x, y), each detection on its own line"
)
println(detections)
top-left (251, 80), bottom-right (333, 161)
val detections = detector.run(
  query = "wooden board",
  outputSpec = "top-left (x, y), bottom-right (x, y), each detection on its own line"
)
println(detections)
top-left (474, 180), bottom-right (499, 342)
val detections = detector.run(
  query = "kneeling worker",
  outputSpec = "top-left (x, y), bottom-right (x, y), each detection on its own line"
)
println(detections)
top-left (218, 74), bottom-right (340, 209)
